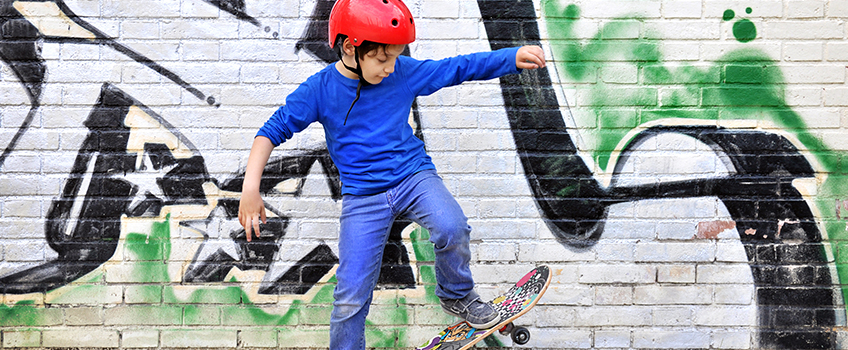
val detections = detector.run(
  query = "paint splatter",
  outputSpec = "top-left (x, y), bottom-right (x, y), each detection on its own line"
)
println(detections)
top-left (723, 8), bottom-right (757, 43)
top-left (696, 220), bottom-right (737, 239)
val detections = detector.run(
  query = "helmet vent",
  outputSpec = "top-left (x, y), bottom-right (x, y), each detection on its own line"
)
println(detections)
top-left (392, 19), bottom-right (399, 26)
top-left (382, 0), bottom-right (388, 3)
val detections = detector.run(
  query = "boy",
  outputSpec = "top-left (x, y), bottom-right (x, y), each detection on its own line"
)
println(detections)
top-left (238, 0), bottom-right (546, 348)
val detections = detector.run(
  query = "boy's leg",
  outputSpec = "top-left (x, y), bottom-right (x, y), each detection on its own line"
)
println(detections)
top-left (330, 193), bottom-right (394, 350)
top-left (393, 170), bottom-right (499, 328)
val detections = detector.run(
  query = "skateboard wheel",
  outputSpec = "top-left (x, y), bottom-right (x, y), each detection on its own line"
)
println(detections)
top-left (511, 327), bottom-right (530, 345)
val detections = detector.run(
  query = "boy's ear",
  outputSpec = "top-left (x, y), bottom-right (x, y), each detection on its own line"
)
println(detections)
top-left (341, 38), bottom-right (356, 57)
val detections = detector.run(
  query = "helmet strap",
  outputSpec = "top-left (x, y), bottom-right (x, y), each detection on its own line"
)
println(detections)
top-left (340, 46), bottom-right (371, 125)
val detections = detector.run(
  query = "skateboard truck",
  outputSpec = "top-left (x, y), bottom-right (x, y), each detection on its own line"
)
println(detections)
top-left (498, 322), bottom-right (531, 345)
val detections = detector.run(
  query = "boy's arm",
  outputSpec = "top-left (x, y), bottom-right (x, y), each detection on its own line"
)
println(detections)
top-left (238, 136), bottom-right (275, 241)
top-left (406, 45), bottom-right (545, 96)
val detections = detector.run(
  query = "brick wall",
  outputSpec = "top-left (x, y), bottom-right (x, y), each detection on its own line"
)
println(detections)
top-left (0, 0), bottom-right (846, 349)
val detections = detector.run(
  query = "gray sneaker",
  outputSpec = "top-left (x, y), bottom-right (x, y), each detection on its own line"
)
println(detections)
top-left (439, 290), bottom-right (501, 329)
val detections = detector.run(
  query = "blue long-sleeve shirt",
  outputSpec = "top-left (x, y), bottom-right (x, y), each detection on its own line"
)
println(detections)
top-left (257, 47), bottom-right (521, 195)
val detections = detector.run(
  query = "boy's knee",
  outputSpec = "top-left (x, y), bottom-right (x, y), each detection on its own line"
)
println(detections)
top-left (430, 221), bottom-right (471, 250)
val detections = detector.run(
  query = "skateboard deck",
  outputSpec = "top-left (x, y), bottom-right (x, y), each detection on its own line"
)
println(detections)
top-left (416, 265), bottom-right (551, 350)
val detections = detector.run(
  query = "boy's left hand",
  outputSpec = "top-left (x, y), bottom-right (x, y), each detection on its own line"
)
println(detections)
top-left (516, 45), bottom-right (546, 70)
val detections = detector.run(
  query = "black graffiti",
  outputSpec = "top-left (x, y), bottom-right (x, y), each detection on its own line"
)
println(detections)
top-left (0, 1), bottom-right (840, 348)
top-left (0, 0), bottom-right (217, 172)
top-left (476, 1), bottom-right (837, 349)
top-left (206, 0), bottom-right (260, 26)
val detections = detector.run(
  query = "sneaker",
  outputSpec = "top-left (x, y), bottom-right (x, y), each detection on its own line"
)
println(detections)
top-left (439, 290), bottom-right (501, 329)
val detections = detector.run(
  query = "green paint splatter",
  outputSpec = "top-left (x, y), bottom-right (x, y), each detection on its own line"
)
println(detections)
top-left (542, 2), bottom-right (847, 304)
top-left (722, 7), bottom-right (757, 42)
top-left (733, 19), bottom-right (757, 42)
top-left (0, 300), bottom-right (42, 326)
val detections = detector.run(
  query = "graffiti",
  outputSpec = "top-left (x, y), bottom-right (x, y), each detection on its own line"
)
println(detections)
top-left (0, 0), bottom-right (844, 349)
top-left (474, 0), bottom-right (838, 348)
top-left (0, 0), bottom-right (418, 298)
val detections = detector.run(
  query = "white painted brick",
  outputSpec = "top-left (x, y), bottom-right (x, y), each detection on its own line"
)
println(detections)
top-left (121, 329), bottom-right (160, 348)
top-left (652, 306), bottom-right (695, 326)
top-left (829, 0), bottom-right (848, 17)
top-left (578, 264), bottom-right (655, 284)
top-left (694, 305), bottom-right (758, 326)
top-left (573, 306), bottom-right (652, 326)
top-left (594, 240), bottom-right (635, 262)
top-left (600, 64), bottom-right (639, 83)
top-left (43, 328), bottom-right (120, 348)
top-left (696, 264), bottom-right (755, 284)
top-left (634, 284), bottom-right (712, 304)
top-left (633, 329), bottom-right (710, 349)
top-left (518, 242), bottom-right (595, 262)
top-left (64, 0), bottom-right (100, 17)
top-left (703, 2), bottom-right (783, 19)
top-left (181, 0), bottom-right (220, 18)
top-left (534, 305), bottom-right (576, 327)
top-left (420, 0), bottom-right (460, 18)
top-left (634, 242), bottom-right (716, 262)
top-left (470, 219), bottom-right (536, 240)
top-left (579, 1), bottom-right (662, 19)
top-left (62, 43), bottom-right (100, 61)
top-left (4, 240), bottom-right (47, 261)
top-left (431, 152), bottom-right (477, 173)
top-left (594, 328), bottom-right (632, 348)
top-left (781, 65), bottom-right (845, 83)
top-left (524, 327), bottom-right (593, 348)
top-left (764, 21), bottom-right (844, 40)
top-left (783, 42), bottom-right (824, 61)
top-left (662, 1), bottom-right (702, 18)
top-left (543, 285), bottom-right (594, 306)
top-left (711, 329), bottom-right (754, 349)
top-left (785, 87), bottom-right (824, 106)
top-left (594, 285), bottom-right (634, 305)
top-left (101, 0), bottom-right (180, 18)
top-left (662, 41), bottom-right (702, 61)
top-left (476, 242), bottom-right (516, 261)
top-left (121, 20), bottom-right (160, 39)
top-left (161, 329), bottom-right (238, 348)
top-left (714, 283), bottom-right (755, 305)
top-left (469, 263), bottom-right (537, 284)
top-left (3, 330), bottom-right (41, 348)
top-left (786, 0), bottom-right (826, 18)
top-left (647, 20), bottom-right (720, 40)
top-left (824, 86), bottom-right (848, 106)
top-left (476, 199), bottom-right (517, 218)
top-left (161, 19), bottom-right (240, 39)
top-left (600, 218), bottom-right (657, 240)
top-left (657, 265), bottom-right (696, 283)
top-left (416, 18), bottom-right (479, 40)
top-left (477, 152), bottom-right (517, 174)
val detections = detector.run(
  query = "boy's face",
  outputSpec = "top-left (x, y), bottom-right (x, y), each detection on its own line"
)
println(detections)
top-left (357, 44), bottom-right (405, 85)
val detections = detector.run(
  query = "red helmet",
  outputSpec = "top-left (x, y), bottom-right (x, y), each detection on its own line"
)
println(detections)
top-left (328, 0), bottom-right (416, 48)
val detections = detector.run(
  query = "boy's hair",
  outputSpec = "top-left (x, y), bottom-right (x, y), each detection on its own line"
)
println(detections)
top-left (333, 35), bottom-right (392, 60)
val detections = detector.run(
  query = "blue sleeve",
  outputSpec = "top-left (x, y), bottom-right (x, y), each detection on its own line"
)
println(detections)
top-left (256, 81), bottom-right (319, 146)
top-left (402, 47), bottom-right (521, 96)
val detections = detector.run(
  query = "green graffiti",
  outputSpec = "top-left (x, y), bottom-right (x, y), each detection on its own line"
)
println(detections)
top-left (543, 2), bottom-right (847, 303)
top-left (0, 300), bottom-right (42, 327)
top-left (723, 7), bottom-right (757, 42)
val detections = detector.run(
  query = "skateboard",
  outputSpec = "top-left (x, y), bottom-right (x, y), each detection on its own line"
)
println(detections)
top-left (416, 265), bottom-right (551, 350)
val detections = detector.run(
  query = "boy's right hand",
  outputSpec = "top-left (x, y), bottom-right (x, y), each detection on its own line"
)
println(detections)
top-left (238, 190), bottom-right (267, 242)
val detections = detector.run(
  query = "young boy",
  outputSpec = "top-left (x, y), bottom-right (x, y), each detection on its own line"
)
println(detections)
top-left (238, 0), bottom-right (546, 348)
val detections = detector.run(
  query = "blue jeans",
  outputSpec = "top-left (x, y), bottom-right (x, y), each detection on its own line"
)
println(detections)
top-left (329, 169), bottom-right (474, 350)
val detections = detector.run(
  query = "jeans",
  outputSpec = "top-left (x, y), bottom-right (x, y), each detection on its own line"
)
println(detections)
top-left (329, 169), bottom-right (473, 350)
